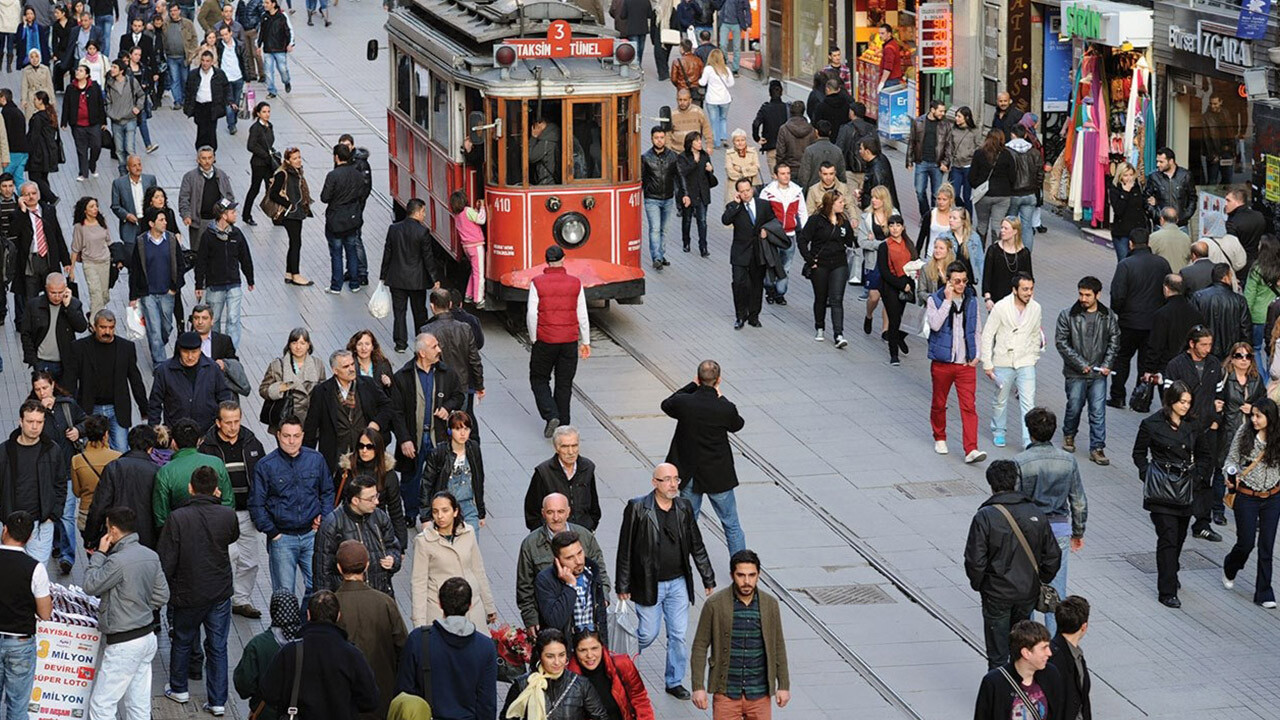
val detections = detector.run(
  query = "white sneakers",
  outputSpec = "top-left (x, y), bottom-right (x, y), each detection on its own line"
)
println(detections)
top-left (1223, 572), bottom-right (1235, 590)
top-left (1262, 601), bottom-right (1277, 609)
top-left (814, 330), bottom-right (824, 342)
top-left (934, 441), bottom-right (949, 455)
top-left (164, 686), bottom-right (190, 704)
top-left (965, 449), bottom-right (988, 464)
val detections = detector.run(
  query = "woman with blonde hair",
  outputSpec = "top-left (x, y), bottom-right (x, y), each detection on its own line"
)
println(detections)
top-left (698, 48), bottom-right (734, 148)
top-left (1108, 161), bottom-right (1148, 262)
top-left (918, 236), bottom-right (957, 302)
top-left (723, 129), bottom-right (759, 188)
top-left (857, 184), bottom-right (894, 334)
top-left (918, 182), bottom-right (956, 256)
top-left (982, 216), bottom-right (1032, 309)
top-left (942, 207), bottom-right (985, 288)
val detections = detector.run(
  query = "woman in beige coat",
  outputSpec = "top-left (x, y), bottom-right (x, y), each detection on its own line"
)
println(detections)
top-left (257, 326), bottom-right (328, 433)
top-left (411, 492), bottom-right (497, 629)
top-left (20, 49), bottom-right (54, 119)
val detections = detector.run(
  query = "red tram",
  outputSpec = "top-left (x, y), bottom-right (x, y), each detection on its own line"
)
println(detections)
top-left (381, 0), bottom-right (645, 308)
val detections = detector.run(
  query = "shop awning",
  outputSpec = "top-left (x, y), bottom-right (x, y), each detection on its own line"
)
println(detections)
top-left (1058, 1), bottom-right (1153, 48)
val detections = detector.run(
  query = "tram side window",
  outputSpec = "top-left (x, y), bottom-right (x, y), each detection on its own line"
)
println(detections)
top-left (412, 63), bottom-right (431, 131)
top-left (616, 96), bottom-right (633, 182)
top-left (395, 52), bottom-right (412, 116)
top-left (528, 101), bottom-right (563, 186)
top-left (487, 99), bottom-right (499, 186)
top-left (505, 100), bottom-right (523, 185)
top-left (570, 103), bottom-right (602, 181)
top-left (431, 74), bottom-right (451, 148)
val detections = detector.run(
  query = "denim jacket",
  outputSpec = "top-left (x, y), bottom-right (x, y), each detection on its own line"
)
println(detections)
top-left (1014, 442), bottom-right (1088, 538)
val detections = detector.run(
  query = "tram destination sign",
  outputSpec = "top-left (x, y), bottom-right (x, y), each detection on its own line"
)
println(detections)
top-left (501, 20), bottom-right (615, 60)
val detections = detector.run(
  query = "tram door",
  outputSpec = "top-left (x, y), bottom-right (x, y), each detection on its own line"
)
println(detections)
top-left (465, 87), bottom-right (484, 202)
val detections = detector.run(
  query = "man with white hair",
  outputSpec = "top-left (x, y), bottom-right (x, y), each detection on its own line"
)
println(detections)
top-left (389, 332), bottom-right (465, 525)
top-left (20, 272), bottom-right (86, 379)
top-left (303, 348), bottom-right (390, 472)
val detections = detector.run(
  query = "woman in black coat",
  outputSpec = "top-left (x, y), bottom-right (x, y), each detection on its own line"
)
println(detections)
top-left (675, 131), bottom-right (713, 256)
top-left (243, 101), bottom-right (276, 226)
top-left (333, 427), bottom-right (406, 547)
top-left (875, 214), bottom-right (916, 366)
top-left (60, 65), bottom-right (106, 181)
top-left (422, 410), bottom-right (485, 529)
top-left (503, 629), bottom-right (608, 720)
top-left (1108, 161), bottom-right (1148, 263)
top-left (268, 147), bottom-right (315, 286)
top-left (798, 189), bottom-right (856, 347)
top-left (1132, 381), bottom-right (1215, 608)
top-left (25, 91), bottom-right (61, 203)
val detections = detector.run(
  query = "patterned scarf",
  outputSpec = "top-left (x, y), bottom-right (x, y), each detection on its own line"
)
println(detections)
top-left (269, 591), bottom-right (302, 641)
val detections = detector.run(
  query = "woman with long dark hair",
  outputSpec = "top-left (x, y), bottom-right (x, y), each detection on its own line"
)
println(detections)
top-left (423, 411), bottom-right (485, 529)
top-left (1223, 397), bottom-right (1280, 607)
top-left (875, 214), bottom-right (916, 366)
top-left (257, 326), bottom-right (327, 432)
top-left (70, 196), bottom-right (113, 316)
top-left (969, 129), bottom-right (1010, 247)
top-left (346, 329), bottom-right (393, 388)
top-left (567, 630), bottom-right (655, 720)
top-left (124, 45), bottom-right (159, 153)
top-left (25, 89), bottom-right (61, 202)
top-left (242, 102), bottom-right (275, 226)
top-left (29, 370), bottom-right (86, 574)
top-left (410, 491), bottom-right (496, 629)
top-left (334, 427), bottom-right (406, 546)
top-left (1244, 234), bottom-right (1280, 381)
top-left (1133, 380), bottom-right (1215, 608)
top-left (503, 629), bottom-right (608, 720)
top-left (61, 64), bottom-right (105, 181)
top-left (675, 131), bottom-right (713, 256)
top-left (268, 147), bottom-right (314, 286)
top-left (798, 188), bottom-right (855, 348)
top-left (946, 106), bottom-right (981, 214)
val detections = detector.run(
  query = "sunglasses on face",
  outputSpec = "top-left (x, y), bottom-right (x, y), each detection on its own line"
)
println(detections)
top-left (357, 442), bottom-right (377, 450)
top-left (1233, 353), bottom-right (1253, 359)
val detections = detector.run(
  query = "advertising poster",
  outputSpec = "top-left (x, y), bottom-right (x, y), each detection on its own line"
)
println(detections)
top-left (1043, 10), bottom-right (1074, 112)
top-left (878, 84), bottom-right (911, 141)
top-left (28, 622), bottom-right (101, 720)
top-left (1266, 155), bottom-right (1280, 203)
top-left (1198, 190), bottom-right (1229, 238)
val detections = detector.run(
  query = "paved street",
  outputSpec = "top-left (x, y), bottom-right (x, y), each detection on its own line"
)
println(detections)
top-left (2, 5), bottom-right (1277, 719)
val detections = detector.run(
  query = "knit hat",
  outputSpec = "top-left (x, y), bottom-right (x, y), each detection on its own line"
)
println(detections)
top-left (269, 591), bottom-right (302, 640)
top-left (336, 539), bottom-right (370, 575)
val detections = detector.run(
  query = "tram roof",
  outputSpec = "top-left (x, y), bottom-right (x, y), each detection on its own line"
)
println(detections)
top-left (407, 0), bottom-right (615, 45)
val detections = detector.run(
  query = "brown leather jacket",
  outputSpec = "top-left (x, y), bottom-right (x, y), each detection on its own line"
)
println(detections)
top-left (670, 52), bottom-right (704, 91)
top-left (907, 114), bottom-right (954, 167)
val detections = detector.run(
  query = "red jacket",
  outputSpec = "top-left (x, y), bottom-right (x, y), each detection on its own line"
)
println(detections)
top-left (567, 651), bottom-right (655, 720)
top-left (531, 266), bottom-right (582, 344)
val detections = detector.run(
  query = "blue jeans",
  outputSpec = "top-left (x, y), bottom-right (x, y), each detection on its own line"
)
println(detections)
top-left (225, 79), bottom-right (244, 131)
top-left (21, 520), bottom-right (54, 563)
top-left (1254, 323), bottom-right (1269, 384)
top-left (169, 599), bottom-right (231, 705)
top-left (204, 285), bottom-right (244, 349)
top-left (1007, 194), bottom-right (1037, 252)
top-left (718, 23), bottom-right (744, 71)
top-left (1112, 235), bottom-right (1130, 263)
top-left (1225, 493), bottom-right (1280, 604)
top-left (93, 404), bottom-right (129, 451)
top-left (991, 366), bottom-right (1036, 447)
top-left (268, 531), bottom-right (315, 599)
top-left (166, 57), bottom-right (189, 105)
top-left (95, 15), bottom-right (114, 56)
top-left (643, 197), bottom-right (674, 264)
top-left (263, 52), bottom-right (290, 95)
top-left (636, 578), bottom-right (689, 689)
top-left (681, 483), bottom-right (745, 555)
top-left (913, 162), bottom-right (944, 221)
top-left (139, 293), bottom-right (175, 365)
top-left (1063, 376), bottom-right (1107, 451)
top-left (327, 232), bottom-right (361, 291)
top-left (627, 34), bottom-right (646, 64)
top-left (949, 166), bottom-right (973, 215)
top-left (706, 102), bottom-right (729, 147)
top-left (3, 151), bottom-right (26, 184)
top-left (0, 636), bottom-right (36, 720)
top-left (112, 118), bottom-right (137, 176)
top-left (1041, 526), bottom-right (1071, 636)
top-left (306, 0), bottom-right (328, 11)
top-left (764, 241), bottom-right (795, 297)
top-left (58, 478), bottom-right (76, 565)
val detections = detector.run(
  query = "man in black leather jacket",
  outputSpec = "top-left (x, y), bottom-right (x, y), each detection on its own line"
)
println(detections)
top-left (1161, 325), bottom-right (1224, 542)
top-left (615, 463), bottom-right (715, 700)
top-left (858, 136), bottom-right (900, 213)
top-left (1191, 263), bottom-right (1251, 360)
top-left (1144, 148), bottom-right (1195, 227)
top-left (641, 127), bottom-right (679, 270)
top-left (313, 474), bottom-right (401, 596)
top-left (380, 199), bottom-right (441, 353)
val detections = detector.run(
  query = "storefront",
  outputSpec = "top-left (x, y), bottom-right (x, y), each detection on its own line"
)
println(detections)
top-left (1049, 1), bottom-right (1155, 224)
top-left (1154, 0), bottom-right (1279, 235)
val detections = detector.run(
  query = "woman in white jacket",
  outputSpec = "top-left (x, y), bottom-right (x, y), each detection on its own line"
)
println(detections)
top-left (857, 184), bottom-right (894, 335)
top-left (0, 0), bottom-right (20, 73)
top-left (979, 272), bottom-right (1044, 448)
top-left (698, 48), bottom-right (734, 148)
top-left (411, 491), bottom-right (498, 629)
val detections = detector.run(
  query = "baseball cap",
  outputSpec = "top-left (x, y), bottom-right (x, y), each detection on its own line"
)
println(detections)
top-left (214, 198), bottom-right (238, 214)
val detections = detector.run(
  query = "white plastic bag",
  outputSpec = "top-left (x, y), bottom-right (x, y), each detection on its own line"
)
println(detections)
top-left (368, 281), bottom-right (391, 319)
top-left (607, 599), bottom-right (639, 656)
top-left (125, 304), bottom-right (145, 340)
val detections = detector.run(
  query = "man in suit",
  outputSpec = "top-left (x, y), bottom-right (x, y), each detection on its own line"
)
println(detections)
top-left (1107, 229), bottom-right (1170, 409)
top-left (722, 178), bottom-right (774, 329)
top-left (117, 17), bottom-right (155, 60)
top-left (1048, 595), bottom-right (1092, 720)
top-left (12, 181), bottom-right (71, 325)
top-left (177, 147), bottom-right (234, 253)
top-left (380, 199), bottom-right (440, 354)
top-left (1178, 241), bottom-right (1215, 295)
top-left (62, 309), bottom-right (148, 450)
top-left (660, 359), bottom-right (747, 555)
top-left (304, 349), bottom-right (392, 473)
top-left (187, 303), bottom-right (236, 364)
top-left (64, 12), bottom-right (104, 67)
top-left (110, 156), bottom-right (158, 258)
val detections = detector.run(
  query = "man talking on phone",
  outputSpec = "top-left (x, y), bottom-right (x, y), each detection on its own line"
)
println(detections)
top-left (533, 529), bottom-right (608, 641)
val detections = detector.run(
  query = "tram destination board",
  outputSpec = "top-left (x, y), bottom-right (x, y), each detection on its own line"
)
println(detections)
top-left (499, 20), bottom-right (615, 60)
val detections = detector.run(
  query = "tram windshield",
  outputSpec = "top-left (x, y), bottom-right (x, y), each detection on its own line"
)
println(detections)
top-left (528, 101), bottom-right (563, 185)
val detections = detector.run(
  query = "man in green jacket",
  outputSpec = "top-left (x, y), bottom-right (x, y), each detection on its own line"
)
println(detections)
top-left (153, 418), bottom-right (233, 530)
top-left (690, 549), bottom-right (790, 717)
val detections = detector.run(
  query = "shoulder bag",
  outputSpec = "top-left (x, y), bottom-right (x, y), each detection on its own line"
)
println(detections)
top-left (258, 359), bottom-right (296, 428)
top-left (418, 627), bottom-right (434, 705)
top-left (993, 504), bottom-right (1060, 614)
top-left (259, 171), bottom-right (287, 223)
top-left (286, 639), bottom-right (304, 719)
top-left (61, 403), bottom-right (87, 452)
top-left (1143, 459), bottom-right (1193, 509)
top-left (997, 666), bottom-right (1043, 720)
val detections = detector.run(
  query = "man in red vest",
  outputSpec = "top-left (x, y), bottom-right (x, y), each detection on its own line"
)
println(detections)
top-left (526, 246), bottom-right (591, 438)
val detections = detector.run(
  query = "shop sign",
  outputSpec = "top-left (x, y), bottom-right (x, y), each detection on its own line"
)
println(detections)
top-left (1063, 6), bottom-right (1103, 41)
top-left (1168, 21), bottom-right (1254, 75)
top-left (1237, 0), bottom-right (1271, 41)
top-left (1058, 1), bottom-right (1153, 47)
top-left (917, 3), bottom-right (952, 71)
top-left (1266, 155), bottom-right (1280, 204)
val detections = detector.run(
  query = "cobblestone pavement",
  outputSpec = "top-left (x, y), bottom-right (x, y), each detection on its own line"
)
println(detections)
top-left (2, 7), bottom-right (1276, 720)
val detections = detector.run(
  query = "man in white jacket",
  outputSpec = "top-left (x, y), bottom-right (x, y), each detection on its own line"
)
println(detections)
top-left (980, 272), bottom-right (1044, 449)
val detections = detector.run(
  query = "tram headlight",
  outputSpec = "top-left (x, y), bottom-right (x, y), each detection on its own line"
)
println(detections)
top-left (615, 42), bottom-right (636, 65)
top-left (553, 212), bottom-right (590, 249)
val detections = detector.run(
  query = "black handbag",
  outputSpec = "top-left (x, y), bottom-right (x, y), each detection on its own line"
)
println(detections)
top-left (1130, 379), bottom-right (1155, 413)
top-left (1143, 462), bottom-right (1194, 508)
top-left (258, 392), bottom-right (295, 429)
